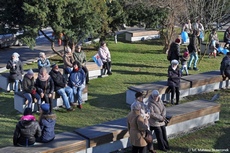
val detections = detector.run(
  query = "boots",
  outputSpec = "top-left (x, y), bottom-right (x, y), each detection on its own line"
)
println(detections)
top-left (176, 92), bottom-right (180, 105)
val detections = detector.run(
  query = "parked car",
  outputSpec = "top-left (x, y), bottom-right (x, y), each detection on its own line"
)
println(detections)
top-left (0, 33), bottom-right (15, 48)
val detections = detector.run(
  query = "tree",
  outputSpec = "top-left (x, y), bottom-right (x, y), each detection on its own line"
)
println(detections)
top-left (2, 0), bottom-right (109, 56)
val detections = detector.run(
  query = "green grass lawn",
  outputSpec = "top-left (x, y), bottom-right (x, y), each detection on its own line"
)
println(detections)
top-left (0, 38), bottom-right (229, 152)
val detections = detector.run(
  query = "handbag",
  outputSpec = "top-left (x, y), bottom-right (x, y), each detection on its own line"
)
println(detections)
top-left (136, 116), bottom-right (153, 143)
top-left (144, 130), bottom-right (153, 143)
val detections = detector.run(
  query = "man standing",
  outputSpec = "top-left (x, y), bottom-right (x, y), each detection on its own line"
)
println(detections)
top-left (49, 64), bottom-right (76, 111)
top-left (73, 45), bottom-right (89, 84)
top-left (188, 29), bottom-right (199, 71)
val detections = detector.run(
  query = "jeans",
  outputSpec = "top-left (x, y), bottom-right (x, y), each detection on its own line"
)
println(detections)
top-left (82, 66), bottom-right (89, 84)
top-left (181, 64), bottom-right (189, 75)
top-left (23, 92), bottom-right (41, 108)
top-left (10, 80), bottom-right (20, 92)
top-left (72, 84), bottom-right (85, 105)
top-left (150, 126), bottom-right (169, 151)
top-left (56, 86), bottom-right (74, 109)
top-left (188, 52), bottom-right (198, 68)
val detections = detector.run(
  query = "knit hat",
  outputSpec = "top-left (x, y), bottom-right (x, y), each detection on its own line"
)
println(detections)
top-left (171, 59), bottom-right (179, 65)
top-left (151, 90), bottom-right (159, 97)
top-left (12, 52), bottom-right (20, 58)
top-left (40, 103), bottom-right (50, 114)
top-left (131, 102), bottom-right (141, 111)
top-left (27, 69), bottom-right (34, 75)
top-left (23, 107), bottom-right (33, 116)
top-left (51, 63), bottom-right (58, 69)
top-left (175, 38), bottom-right (181, 44)
top-left (183, 51), bottom-right (189, 57)
top-left (135, 92), bottom-right (143, 98)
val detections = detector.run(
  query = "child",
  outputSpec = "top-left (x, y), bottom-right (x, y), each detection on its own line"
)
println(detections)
top-left (180, 48), bottom-right (190, 75)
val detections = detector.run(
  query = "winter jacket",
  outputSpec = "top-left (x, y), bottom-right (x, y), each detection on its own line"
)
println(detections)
top-left (168, 42), bottom-right (180, 61)
top-left (167, 65), bottom-right (181, 87)
top-left (22, 74), bottom-right (35, 93)
top-left (147, 95), bottom-right (166, 127)
top-left (38, 113), bottom-right (56, 142)
top-left (37, 58), bottom-right (51, 70)
top-left (63, 53), bottom-right (74, 68)
top-left (68, 68), bottom-right (85, 87)
top-left (220, 55), bottom-right (230, 77)
top-left (98, 46), bottom-right (111, 62)
top-left (49, 69), bottom-right (66, 91)
top-left (13, 119), bottom-right (41, 146)
top-left (6, 59), bottom-right (23, 81)
top-left (35, 75), bottom-right (54, 95)
top-left (224, 29), bottom-right (230, 42)
top-left (127, 110), bottom-right (148, 147)
top-left (188, 35), bottom-right (198, 53)
top-left (73, 51), bottom-right (87, 65)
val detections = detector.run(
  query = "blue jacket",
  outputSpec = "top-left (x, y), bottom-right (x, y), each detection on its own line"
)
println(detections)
top-left (38, 113), bottom-right (56, 142)
top-left (68, 68), bottom-right (85, 87)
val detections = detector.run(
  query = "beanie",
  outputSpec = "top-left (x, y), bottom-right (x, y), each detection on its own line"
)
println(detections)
top-left (175, 38), bottom-right (181, 44)
top-left (12, 52), bottom-right (20, 58)
top-left (171, 59), bottom-right (179, 65)
top-left (27, 69), bottom-right (34, 75)
top-left (151, 90), bottom-right (159, 97)
top-left (40, 103), bottom-right (50, 114)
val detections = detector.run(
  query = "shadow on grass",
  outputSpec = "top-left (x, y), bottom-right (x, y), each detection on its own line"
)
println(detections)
top-left (112, 69), bottom-right (166, 77)
top-left (113, 63), bottom-right (168, 69)
top-left (214, 127), bottom-right (230, 150)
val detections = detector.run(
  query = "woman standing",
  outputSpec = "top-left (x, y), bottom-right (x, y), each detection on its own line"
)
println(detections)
top-left (147, 90), bottom-right (169, 152)
top-left (127, 102), bottom-right (148, 153)
top-left (98, 41), bottom-right (112, 75)
top-left (6, 52), bottom-right (24, 92)
top-left (167, 59), bottom-right (181, 105)
top-left (35, 67), bottom-right (54, 113)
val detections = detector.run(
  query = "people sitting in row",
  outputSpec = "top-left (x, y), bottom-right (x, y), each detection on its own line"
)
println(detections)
top-left (49, 64), bottom-right (76, 111)
top-left (13, 105), bottom-right (56, 146)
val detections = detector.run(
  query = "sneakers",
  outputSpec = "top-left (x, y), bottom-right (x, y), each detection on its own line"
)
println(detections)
top-left (193, 67), bottom-right (199, 71)
top-left (187, 67), bottom-right (192, 70)
top-left (67, 108), bottom-right (75, 112)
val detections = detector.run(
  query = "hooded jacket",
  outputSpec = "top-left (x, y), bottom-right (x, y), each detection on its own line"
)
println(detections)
top-left (22, 74), bottom-right (35, 93)
top-left (220, 55), bottom-right (230, 77)
top-left (168, 42), bottom-right (180, 61)
top-left (38, 113), bottom-right (56, 142)
top-left (147, 95), bottom-right (166, 127)
top-left (6, 59), bottom-right (23, 81)
top-left (167, 65), bottom-right (181, 87)
top-left (13, 119), bottom-right (41, 146)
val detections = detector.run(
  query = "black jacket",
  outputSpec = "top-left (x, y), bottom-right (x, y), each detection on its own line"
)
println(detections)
top-left (167, 65), bottom-right (181, 87)
top-left (220, 55), bottom-right (230, 77)
top-left (188, 35), bottom-right (198, 53)
top-left (22, 74), bottom-right (35, 93)
top-left (35, 76), bottom-right (54, 94)
top-left (49, 69), bottom-right (66, 91)
top-left (6, 59), bottom-right (23, 81)
top-left (13, 120), bottom-right (41, 146)
top-left (168, 42), bottom-right (180, 61)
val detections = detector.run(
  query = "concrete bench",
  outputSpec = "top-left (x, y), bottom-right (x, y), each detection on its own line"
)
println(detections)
top-left (74, 118), bottom-right (130, 153)
top-left (126, 70), bottom-right (228, 105)
top-left (14, 86), bottom-right (88, 113)
top-left (0, 132), bottom-right (87, 153)
top-left (72, 100), bottom-right (220, 153)
top-left (125, 30), bottom-right (160, 42)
